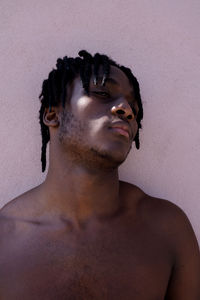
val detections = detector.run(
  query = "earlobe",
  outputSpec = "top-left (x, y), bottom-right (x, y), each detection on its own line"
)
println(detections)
top-left (43, 110), bottom-right (60, 127)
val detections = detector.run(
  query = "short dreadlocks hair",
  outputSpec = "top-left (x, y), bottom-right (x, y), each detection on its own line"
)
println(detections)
top-left (39, 50), bottom-right (143, 172)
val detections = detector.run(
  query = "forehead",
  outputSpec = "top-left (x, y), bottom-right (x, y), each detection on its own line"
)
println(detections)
top-left (69, 64), bottom-right (134, 99)
top-left (91, 65), bottom-right (133, 92)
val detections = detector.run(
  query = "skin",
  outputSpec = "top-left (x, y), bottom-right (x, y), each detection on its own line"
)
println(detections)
top-left (0, 65), bottom-right (200, 299)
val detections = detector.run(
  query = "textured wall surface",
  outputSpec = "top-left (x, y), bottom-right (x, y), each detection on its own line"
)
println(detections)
top-left (0, 0), bottom-right (199, 243)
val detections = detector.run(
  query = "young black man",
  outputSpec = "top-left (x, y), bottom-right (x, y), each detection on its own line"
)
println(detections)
top-left (0, 50), bottom-right (200, 299)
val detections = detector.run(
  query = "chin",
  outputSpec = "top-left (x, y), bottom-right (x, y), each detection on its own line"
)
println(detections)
top-left (90, 144), bottom-right (131, 169)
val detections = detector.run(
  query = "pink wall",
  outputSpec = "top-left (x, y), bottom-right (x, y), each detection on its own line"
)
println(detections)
top-left (0, 0), bottom-right (199, 243)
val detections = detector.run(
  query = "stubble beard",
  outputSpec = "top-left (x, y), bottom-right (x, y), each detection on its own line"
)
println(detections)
top-left (58, 110), bottom-right (130, 170)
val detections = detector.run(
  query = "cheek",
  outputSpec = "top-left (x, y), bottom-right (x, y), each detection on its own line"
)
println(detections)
top-left (71, 95), bottom-right (109, 120)
top-left (89, 116), bottom-right (110, 136)
top-left (71, 96), bottom-right (94, 116)
top-left (131, 121), bottom-right (139, 138)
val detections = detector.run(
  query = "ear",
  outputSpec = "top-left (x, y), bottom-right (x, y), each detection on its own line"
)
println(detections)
top-left (43, 108), bottom-right (60, 128)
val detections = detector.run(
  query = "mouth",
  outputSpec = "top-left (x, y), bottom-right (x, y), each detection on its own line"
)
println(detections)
top-left (109, 122), bottom-right (131, 139)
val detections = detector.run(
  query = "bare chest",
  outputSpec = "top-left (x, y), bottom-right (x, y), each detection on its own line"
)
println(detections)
top-left (0, 221), bottom-right (172, 300)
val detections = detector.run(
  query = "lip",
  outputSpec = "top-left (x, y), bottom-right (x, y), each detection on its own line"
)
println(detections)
top-left (109, 122), bottom-right (131, 139)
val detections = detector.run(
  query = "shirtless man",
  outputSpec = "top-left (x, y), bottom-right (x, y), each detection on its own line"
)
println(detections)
top-left (0, 50), bottom-right (200, 299)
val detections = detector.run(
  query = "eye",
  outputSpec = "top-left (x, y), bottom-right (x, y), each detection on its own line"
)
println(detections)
top-left (92, 91), bottom-right (111, 98)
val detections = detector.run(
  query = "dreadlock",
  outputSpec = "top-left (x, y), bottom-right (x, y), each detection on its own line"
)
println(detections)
top-left (39, 50), bottom-right (143, 172)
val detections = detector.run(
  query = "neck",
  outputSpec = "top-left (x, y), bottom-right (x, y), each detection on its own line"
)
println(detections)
top-left (39, 148), bottom-right (121, 225)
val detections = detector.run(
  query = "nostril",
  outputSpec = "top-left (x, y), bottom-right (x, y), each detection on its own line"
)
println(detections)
top-left (116, 109), bottom-right (125, 115)
top-left (127, 115), bottom-right (133, 120)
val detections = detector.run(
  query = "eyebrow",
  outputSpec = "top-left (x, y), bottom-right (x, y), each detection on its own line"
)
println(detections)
top-left (91, 76), bottom-right (135, 100)
top-left (96, 77), bottom-right (119, 86)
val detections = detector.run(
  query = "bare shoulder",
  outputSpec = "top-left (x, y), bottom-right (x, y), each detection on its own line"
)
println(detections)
top-left (0, 186), bottom-right (42, 218)
top-left (0, 186), bottom-right (43, 238)
top-left (120, 180), bottom-right (200, 251)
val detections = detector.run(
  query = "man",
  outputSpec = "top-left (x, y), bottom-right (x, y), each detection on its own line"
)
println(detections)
top-left (0, 50), bottom-right (199, 299)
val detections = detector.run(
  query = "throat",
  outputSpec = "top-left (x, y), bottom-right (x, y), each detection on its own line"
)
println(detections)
top-left (40, 165), bottom-right (121, 225)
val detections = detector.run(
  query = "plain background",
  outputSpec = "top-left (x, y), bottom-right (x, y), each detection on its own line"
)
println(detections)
top-left (0, 0), bottom-right (199, 245)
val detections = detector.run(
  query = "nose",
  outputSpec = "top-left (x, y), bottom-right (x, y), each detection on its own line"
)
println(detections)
top-left (111, 99), bottom-right (134, 121)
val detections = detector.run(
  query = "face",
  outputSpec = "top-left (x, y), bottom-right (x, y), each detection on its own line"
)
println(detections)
top-left (57, 65), bottom-right (139, 169)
